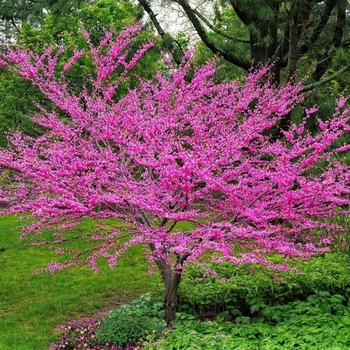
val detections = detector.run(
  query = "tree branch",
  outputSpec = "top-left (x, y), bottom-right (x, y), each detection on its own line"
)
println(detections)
top-left (192, 7), bottom-right (248, 43)
top-left (300, 0), bottom-right (337, 55)
top-left (137, 0), bottom-right (184, 65)
top-left (174, 0), bottom-right (250, 70)
top-left (229, 0), bottom-right (252, 26)
top-left (137, 0), bottom-right (165, 36)
top-left (11, 17), bottom-right (21, 34)
top-left (302, 64), bottom-right (350, 92)
top-left (311, 2), bottom-right (346, 81)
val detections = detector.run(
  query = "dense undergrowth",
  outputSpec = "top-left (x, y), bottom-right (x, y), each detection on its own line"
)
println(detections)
top-left (51, 252), bottom-right (350, 350)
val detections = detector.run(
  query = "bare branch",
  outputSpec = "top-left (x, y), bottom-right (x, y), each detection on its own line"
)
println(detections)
top-left (11, 17), bottom-right (21, 34)
top-left (138, 0), bottom-right (166, 36)
top-left (192, 6), bottom-right (248, 43)
top-left (137, 0), bottom-right (184, 64)
top-left (174, 0), bottom-right (250, 70)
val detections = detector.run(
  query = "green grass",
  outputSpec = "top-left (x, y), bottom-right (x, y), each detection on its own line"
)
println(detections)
top-left (0, 215), bottom-right (159, 350)
top-left (1, 213), bottom-right (349, 349)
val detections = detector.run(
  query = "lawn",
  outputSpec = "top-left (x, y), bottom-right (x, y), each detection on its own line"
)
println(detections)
top-left (0, 215), bottom-right (159, 350)
top-left (1, 213), bottom-right (350, 350)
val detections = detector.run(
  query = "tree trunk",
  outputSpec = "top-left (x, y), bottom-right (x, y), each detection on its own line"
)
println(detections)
top-left (149, 242), bottom-right (184, 324)
top-left (163, 271), bottom-right (182, 324)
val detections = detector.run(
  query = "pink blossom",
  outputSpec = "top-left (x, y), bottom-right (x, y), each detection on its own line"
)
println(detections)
top-left (0, 26), bottom-right (349, 319)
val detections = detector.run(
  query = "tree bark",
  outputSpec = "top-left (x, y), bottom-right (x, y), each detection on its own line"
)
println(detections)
top-left (148, 241), bottom-right (184, 323)
top-left (286, 10), bottom-right (299, 81)
top-left (175, 0), bottom-right (250, 70)
top-left (163, 270), bottom-right (182, 324)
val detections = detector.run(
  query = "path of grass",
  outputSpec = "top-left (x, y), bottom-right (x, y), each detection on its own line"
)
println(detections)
top-left (0, 215), bottom-right (159, 350)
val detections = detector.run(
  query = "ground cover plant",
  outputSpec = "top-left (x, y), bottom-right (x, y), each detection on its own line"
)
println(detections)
top-left (0, 23), bottom-right (350, 325)
top-left (50, 252), bottom-right (350, 349)
top-left (143, 309), bottom-right (350, 350)
top-left (149, 253), bottom-right (350, 349)
top-left (178, 251), bottom-right (350, 318)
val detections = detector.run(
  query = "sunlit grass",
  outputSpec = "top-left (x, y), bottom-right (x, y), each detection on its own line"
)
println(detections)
top-left (0, 215), bottom-right (160, 350)
top-left (1, 212), bottom-right (349, 349)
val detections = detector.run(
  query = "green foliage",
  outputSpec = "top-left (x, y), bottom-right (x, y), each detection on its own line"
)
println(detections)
top-left (0, 67), bottom-right (46, 146)
top-left (144, 310), bottom-right (350, 349)
top-left (260, 292), bottom-right (348, 324)
top-left (96, 292), bottom-right (166, 346)
top-left (17, 0), bottom-right (143, 49)
top-left (0, 0), bottom-right (89, 22)
top-left (178, 253), bottom-right (350, 318)
top-left (148, 251), bottom-right (350, 349)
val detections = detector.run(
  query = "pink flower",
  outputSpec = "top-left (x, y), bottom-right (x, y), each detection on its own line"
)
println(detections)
top-left (0, 25), bottom-right (349, 318)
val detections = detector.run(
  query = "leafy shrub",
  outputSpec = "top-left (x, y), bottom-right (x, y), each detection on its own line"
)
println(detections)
top-left (96, 293), bottom-right (166, 347)
top-left (260, 292), bottom-right (349, 323)
top-left (178, 253), bottom-right (350, 318)
top-left (144, 311), bottom-right (350, 350)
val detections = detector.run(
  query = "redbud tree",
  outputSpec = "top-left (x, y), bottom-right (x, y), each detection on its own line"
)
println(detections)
top-left (0, 25), bottom-right (350, 323)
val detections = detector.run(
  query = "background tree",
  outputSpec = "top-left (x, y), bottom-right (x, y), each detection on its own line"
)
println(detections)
top-left (0, 0), bottom-right (90, 22)
top-left (0, 0), bottom-right (93, 44)
top-left (1, 25), bottom-right (350, 323)
top-left (139, 0), bottom-right (350, 88)
top-left (140, 0), bottom-right (350, 136)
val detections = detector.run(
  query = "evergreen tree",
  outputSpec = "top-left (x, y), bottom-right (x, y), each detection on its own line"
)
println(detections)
top-left (140, 0), bottom-right (350, 88)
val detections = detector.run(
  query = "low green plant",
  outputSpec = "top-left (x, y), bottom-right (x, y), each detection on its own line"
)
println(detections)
top-left (96, 293), bottom-right (166, 347)
top-left (260, 291), bottom-right (348, 323)
top-left (178, 253), bottom-right (350, 318)
top-left (144, 310), bottom-right (350, 350)
top-left (148, 260), bottom-right (350, 350)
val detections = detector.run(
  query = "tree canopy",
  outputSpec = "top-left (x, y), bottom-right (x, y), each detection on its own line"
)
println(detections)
top-left (0, 0), bottom-right (90, 22)
top-left (0, 0), bottom-right (94, 44)
top-left (1, 25), bottom-right (349, 322)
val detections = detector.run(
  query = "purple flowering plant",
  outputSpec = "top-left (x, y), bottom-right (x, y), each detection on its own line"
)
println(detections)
top-left (0, 24), bottom-right (349, 324)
